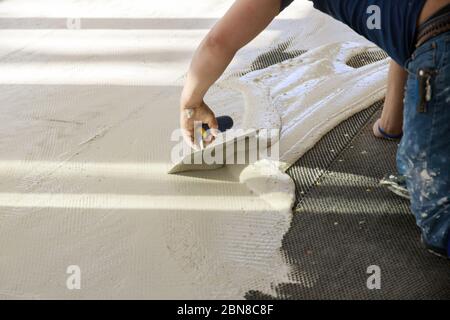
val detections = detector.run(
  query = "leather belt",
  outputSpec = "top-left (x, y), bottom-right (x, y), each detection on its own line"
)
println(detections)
top-left (416, 9), bottom-right (450, 48)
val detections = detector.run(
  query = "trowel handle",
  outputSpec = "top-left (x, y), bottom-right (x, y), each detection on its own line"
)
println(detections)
top-left (202, 116), bottom-right (234, 133)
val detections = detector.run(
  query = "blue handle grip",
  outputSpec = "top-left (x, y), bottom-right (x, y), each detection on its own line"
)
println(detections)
top-left (202, 116), bottom-right (234, 133)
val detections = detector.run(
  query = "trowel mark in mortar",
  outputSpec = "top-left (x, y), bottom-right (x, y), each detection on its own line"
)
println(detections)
top-left (346, 49), bottom-right (388, 69)
top-left (237, 40), bottom-right (307, 77)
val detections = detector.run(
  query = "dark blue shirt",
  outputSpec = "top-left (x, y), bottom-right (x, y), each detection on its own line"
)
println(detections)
top-left (280, 0), bottom-right (427, 66)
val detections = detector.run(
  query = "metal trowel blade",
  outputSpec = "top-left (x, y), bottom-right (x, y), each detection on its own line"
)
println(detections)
top-left (167, 129), bottom-right (257, 174)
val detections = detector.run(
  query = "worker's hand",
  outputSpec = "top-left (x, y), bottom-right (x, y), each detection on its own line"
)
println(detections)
top-left (180, 100), bottom-right (219, 150)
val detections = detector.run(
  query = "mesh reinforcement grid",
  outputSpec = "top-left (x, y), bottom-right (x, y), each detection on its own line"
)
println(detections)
top-left (246, 107), bottom-right (450, 300)
top-left (242, 47), bottom-right (450, 300)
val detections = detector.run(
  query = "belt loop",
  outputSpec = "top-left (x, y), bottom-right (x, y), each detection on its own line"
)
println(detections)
top-left (404, 56), bottom-right (412, 69)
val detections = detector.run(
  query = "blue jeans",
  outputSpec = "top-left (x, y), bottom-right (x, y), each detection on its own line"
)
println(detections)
top-left (397, 32), bottom-right (450, 254)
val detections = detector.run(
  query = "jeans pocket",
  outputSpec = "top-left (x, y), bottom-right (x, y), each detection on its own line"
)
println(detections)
top-left (408, 42), bottom-right (437, 74)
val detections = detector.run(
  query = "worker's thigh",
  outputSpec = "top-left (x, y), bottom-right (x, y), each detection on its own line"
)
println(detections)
top-left (397, 32), bottom-right (450, 251)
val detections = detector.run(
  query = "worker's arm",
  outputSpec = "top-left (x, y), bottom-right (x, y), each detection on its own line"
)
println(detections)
top-left (373, 60), bottom-right (407, 139)
top-left (180, 0), bottom-right (283, 146)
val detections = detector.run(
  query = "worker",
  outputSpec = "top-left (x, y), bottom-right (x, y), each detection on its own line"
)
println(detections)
top-left (179, 0), bottom-right (450, 259)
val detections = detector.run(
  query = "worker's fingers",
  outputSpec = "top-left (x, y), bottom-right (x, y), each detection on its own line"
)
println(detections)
top-left (205, 113), bottom-right (219, 137)
top-left (193, 102), bottom-right (218, 134)
top-left (181, 126), bottom-right (196, 149)
top-left (204, 108), bottom-right (218, 129)
top-left (181, 108), bottom-right (204, 150)
top-left (197, 103), bottom-right (219, 145)
top-left (372, 119), bottom-right (384, 139)
top-left (180, 101), bottom-right (219, 148)
top-left (180, 110), bottom-right (196, 149)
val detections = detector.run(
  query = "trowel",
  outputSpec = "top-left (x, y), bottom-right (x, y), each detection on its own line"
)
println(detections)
top-left (168, 116), bottom-right (258, 174)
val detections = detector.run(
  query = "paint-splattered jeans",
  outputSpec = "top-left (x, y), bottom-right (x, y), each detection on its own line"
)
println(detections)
top-left (397, 32), bottom-right (450, 254)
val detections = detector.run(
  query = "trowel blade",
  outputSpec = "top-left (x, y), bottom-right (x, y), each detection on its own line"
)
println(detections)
top-left (167, 129), bottom-right (257, 174)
